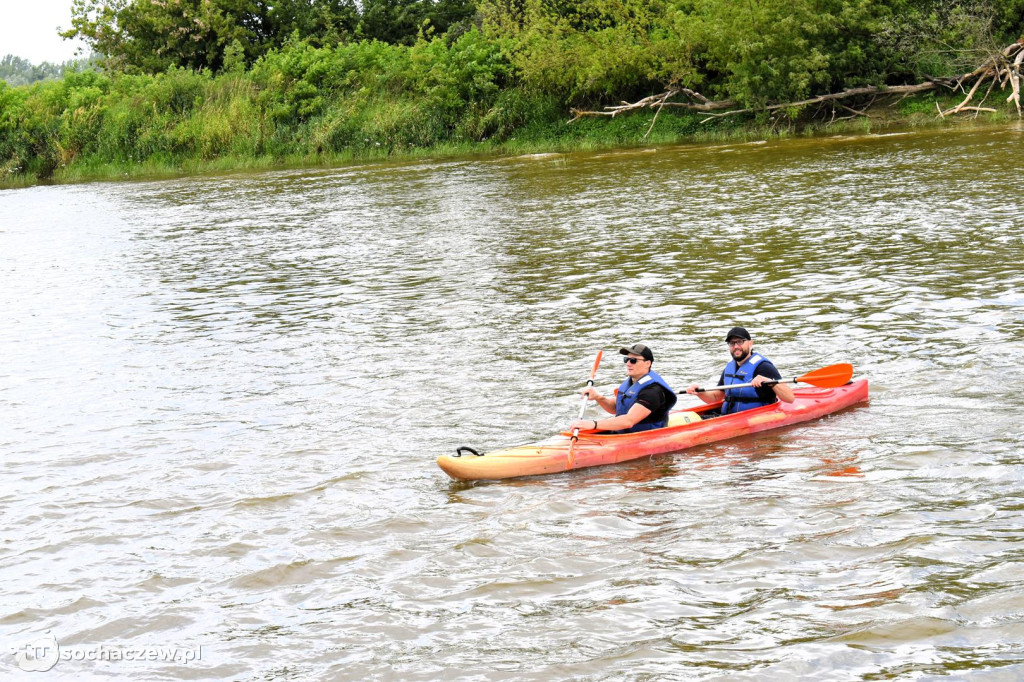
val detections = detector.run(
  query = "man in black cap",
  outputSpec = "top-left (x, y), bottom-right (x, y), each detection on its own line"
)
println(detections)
top-left (685, 327), bottom-right (794, 414)
top-left (570, 343), bottom-right (677, 433)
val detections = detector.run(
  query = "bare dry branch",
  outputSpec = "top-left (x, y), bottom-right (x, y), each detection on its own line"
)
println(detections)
top-left (568, 40), bottom-right (1024, 127)
top-left (1008, 44), bottom-right (1023, 117)
top-left (568, 88), bottom-right (737, 123)
top-left (943, 67), bottom-right (992, 116)
top-left (833, 101), bottom-right (880, 119)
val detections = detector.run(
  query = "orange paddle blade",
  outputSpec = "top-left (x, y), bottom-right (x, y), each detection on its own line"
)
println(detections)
top-left (796, 363), bottom-right (853, 388)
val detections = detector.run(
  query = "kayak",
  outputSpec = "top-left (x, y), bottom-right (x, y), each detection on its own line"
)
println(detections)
top-left (437, 379), bottom-right (868, 481)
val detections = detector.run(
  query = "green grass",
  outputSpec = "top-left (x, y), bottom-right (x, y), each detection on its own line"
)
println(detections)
top-left (4, 84), bottom-right (1020, 189)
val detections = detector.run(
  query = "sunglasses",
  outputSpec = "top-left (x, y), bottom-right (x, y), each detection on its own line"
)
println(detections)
top-left (623, 356), bottom-right (646, 364)
top-left (726, 339), bottom-right (748, 347)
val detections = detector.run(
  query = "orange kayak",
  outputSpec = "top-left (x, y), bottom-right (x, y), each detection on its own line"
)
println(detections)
top-left (437, 379), bottom-right (869, 481)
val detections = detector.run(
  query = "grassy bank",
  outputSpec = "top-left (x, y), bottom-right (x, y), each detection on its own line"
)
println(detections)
top-left (2, 30), bottom-right (1021, 188)
top-left (10, 104), bottom-right (1019, 188)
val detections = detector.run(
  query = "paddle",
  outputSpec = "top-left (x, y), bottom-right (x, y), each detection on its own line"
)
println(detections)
top-left (567, 350), bottom-right (603, 469)
top-left (685, 363), bottom-right (853, 393)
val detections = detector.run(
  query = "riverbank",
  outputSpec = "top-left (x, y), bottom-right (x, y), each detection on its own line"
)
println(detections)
top-left (4, 88), bottom-right (1019, 188)
top-left (5, 0), bottom-right (1022, 189)
top-left (6, 20), bottom-right (1024, 189)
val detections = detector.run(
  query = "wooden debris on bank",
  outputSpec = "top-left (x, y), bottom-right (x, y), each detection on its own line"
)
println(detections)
top-left (568, 40), bottom-right (1024, 136)
top-left (939, 41), bottom-right (1024, 117)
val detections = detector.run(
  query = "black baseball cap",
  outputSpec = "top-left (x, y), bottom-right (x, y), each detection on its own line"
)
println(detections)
top-left (725, 327), bottom-right (751, 342)
top-left (619, 343), bottom-right (654, 362)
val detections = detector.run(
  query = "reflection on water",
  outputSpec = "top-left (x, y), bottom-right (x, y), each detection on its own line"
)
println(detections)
top-left (2, 125), bottom-right (1023, 678)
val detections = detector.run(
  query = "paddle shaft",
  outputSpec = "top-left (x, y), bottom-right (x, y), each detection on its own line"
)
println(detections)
top-left (568, 351), bottom-right (603, 469)
top-left (683, 363), bottom-right (853, 394)
top-left (691, 377), bottom-right (800, 393)
top-left (571, 351), bottom-right (604, 440)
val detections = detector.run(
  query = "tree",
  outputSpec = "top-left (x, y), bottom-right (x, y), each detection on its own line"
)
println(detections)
top-left (61, 0), bottom-right (478, 74)
top-left (358, 0), bottom-right (476, 45)
top-left (62, 0), bottom-right (361, 73)
top-left (0, 56), bottom-right (58, 86)
top-left (0, 54), bottom-right (98, 86)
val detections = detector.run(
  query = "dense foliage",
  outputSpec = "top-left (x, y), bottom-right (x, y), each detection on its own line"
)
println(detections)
top-left (481, 0), bottom-right (1024, 106)
top-left (62, 0), bottom-right (476, 72)
top-left (2, 0), bottom-right (1022, 181)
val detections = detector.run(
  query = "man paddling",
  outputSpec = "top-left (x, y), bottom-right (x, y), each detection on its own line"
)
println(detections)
top-left (685, 327), bottom-right (794, 414)
top-left (569, 343), bottom-right (677, 434)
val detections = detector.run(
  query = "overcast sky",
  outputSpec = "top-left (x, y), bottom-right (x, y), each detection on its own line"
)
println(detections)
top-left (0, 0), bottom-right (89, 64)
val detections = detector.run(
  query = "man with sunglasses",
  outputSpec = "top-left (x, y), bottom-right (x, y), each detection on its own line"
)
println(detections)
top-left (685, 326), bottom-right (794, 414)
top-left (569, 343), bottom-right (677, 433)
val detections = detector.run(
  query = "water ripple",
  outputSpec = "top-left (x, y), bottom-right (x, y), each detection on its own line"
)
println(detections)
top-left (1, 126), bottom-right (1023, 678)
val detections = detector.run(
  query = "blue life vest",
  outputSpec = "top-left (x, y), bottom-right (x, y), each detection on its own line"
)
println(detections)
top-left (614, 370), bottom-right (677, 432)
top-left (721, 353), bottom-right (774, 415)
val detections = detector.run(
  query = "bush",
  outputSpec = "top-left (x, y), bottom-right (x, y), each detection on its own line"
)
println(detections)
top-left (485, 0), bottom-right (671, 104)
top-left (409, 29), bottom-right (511, 130)
top-left (250, 38), bottom-right (413, 122)
top-left (0, 81), bottom-right (31, 173)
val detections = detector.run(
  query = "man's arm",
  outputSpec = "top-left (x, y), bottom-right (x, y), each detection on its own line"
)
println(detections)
top-left (686, 371), bottom-right (725, 403)
top-left (571, 384), bottom-right (662, 431)
top-left (570, 404), bottom-right (651, 432)
top-left (751, 362), bottom-right (795, 403)
top-left (579, 386), bottom-right (617, 414)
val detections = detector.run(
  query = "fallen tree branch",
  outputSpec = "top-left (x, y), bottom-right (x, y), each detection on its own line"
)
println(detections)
top-left (940, 42), bottom-right (1023, 116)
top-left (568, 88), bottom-right (737, 123)
top-left (942, 67), bottom-right (991, 116)
top-left (702, 83), bottom-right (941, 122)
top-left (570, 83), bottom-right (940, 125)
top-left (832, 101), bottom-right (880, 119)
top-left (568, 40), bottom-right (1024, 127)
top-left (1009, 45), bottom-right (1024, 116)
top-left (643, 99), bottom-right (666, 139)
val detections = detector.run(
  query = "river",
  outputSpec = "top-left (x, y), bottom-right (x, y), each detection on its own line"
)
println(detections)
top-left (2, 124), bottom-right (1023, 680)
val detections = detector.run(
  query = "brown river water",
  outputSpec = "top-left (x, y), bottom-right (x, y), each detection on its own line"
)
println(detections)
top-left (2, 124), bottom-right (1023, 680)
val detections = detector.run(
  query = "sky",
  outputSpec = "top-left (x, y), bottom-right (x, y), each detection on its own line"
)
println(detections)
top-left (0, 0), bottom-right (89, 64)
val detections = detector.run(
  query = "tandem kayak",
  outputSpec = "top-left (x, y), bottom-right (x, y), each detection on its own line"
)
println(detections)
top-left (437, 379), bottom-right (868, 481)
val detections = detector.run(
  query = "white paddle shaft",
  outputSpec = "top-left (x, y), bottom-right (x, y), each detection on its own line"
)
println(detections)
top-left (693, 377), bottom-right (799, 393)
top-left (571, 377), bottom-right (597, 437)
